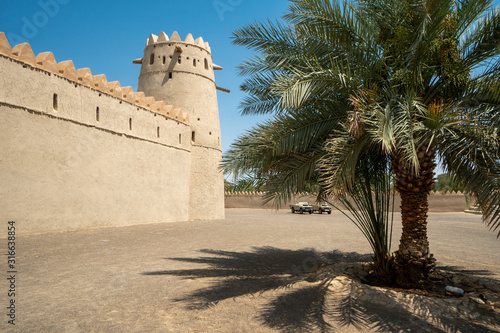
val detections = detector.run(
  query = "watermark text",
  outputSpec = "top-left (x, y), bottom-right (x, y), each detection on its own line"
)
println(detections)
top-left (213, 0), bottom-right (244, 21)
top-left (6, 221), bottom-right (16, 325)
top-left (7, 0), bottom-right (71, 45)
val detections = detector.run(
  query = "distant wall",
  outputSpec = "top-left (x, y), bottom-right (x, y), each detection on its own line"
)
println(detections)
top-left (0, 54), bottom-right (193, 234)
top-left (224, 192), bottom-right (469, 212)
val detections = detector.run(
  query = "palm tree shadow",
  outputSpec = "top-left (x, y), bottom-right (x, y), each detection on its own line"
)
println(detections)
top-left (437, 265), bottom-right (497, 277)
top-left (144, 247), bottom-right (367, 309)
top-left (142, 247), bottom-right (499, 332)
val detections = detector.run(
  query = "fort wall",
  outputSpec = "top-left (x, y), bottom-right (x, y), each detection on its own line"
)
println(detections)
top-left (224, 192), bottom-right (470, 212)
top-left (0, 33), bottom-right (206, 234)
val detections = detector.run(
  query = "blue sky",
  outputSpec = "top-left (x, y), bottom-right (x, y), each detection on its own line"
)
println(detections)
top-left (1, 0), bottom-right (499, 173)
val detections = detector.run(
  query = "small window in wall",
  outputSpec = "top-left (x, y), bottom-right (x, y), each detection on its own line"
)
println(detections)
top-left (96, 107), bottom-right (100, 122)
top-left (163, 56), bottom-right (166, 65)
top-left (179, 133), bottom-right (182, 144)
top-left (157, 126), bottom-right (160, 138)
top-left (191, 131), bottom-right (196, 142)
top-left (53, 93), bottom-right (58, 111)
top-left (169, 72), bottom-right (173, 79)
top-left (177, 57), bottom-right (181, 64)
top-left (204, 58), bottom-right (208, 70)
top-left (193, 59), bottom-right (196, 67)
top-left (150, 53), bottom-right (155, 65)
top-left (129, 118), bottom-right (132, 131)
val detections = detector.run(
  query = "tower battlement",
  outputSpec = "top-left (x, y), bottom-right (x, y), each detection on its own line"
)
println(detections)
top-left (136, 31), bottom-right (223, 152)
top-left (144, 31), bottom-right (212, 53)
top-left (136, 31), bottom-right (222, 87)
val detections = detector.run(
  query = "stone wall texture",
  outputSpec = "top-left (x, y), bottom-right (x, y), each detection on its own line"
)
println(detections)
top-left (0, 31), bottom-right (224, 234)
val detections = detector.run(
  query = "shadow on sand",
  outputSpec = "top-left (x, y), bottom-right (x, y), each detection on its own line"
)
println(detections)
top-left (143, 247), bottom-right (499, 332)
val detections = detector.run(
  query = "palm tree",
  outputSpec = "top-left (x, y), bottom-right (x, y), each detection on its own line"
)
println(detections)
top-left (224, 0), bottom-right (500, 288)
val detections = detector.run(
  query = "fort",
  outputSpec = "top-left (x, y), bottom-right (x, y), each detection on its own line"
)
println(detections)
top-left (0, 31), bottom-right (225, 234)
top-left (0, 31), bottom-right (471, 235)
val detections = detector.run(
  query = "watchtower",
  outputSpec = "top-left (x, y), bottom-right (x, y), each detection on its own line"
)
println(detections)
top-left (135, 31), bottom-right (225, 220)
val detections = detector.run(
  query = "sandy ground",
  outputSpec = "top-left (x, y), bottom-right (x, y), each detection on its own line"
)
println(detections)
top-left (1, 209), bottom-right (499, 332)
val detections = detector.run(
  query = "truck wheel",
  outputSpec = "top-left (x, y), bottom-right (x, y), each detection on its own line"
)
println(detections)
top-left (309, 210), bottom-right (312, 214)
top-left (319, 210), bottom-right (323, 214)
top-left (328, 211), bottom-right (331, 214)
top-left (299, 209), bottom-right (303, 214)
top-left (291, 208), bottom-right (295, 213)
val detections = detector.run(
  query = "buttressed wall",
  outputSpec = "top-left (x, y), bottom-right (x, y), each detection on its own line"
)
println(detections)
top-left (0, 31), bottom-right (225, 234)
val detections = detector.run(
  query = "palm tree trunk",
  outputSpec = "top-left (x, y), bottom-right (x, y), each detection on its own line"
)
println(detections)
top-left (392, 147), bottom-right (437, 288)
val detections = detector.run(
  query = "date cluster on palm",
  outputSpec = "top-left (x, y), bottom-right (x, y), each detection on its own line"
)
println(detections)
top-left (392, 147), bottom-right (437, 288)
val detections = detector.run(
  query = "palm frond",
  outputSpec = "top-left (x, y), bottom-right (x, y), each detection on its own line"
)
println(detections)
top-left (460, 6), bottom-right (500, 70)
top-left (231, 19), bottom-right (299, 54)
top-left (317, 133), bottom-right (369, 195)
top-left (223, 107), bottom-right (344, 205)
top-left (437, 109), bottom-right (500, 235)
top-left (454, 0), bottom-right (493, 38)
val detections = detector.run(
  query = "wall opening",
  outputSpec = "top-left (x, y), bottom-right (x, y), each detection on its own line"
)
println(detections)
top-left (96, 107), bottom-right (100, 122)
top-left (169, 72), bottom-right (172, 79)
top-left (177, 57), bottom-right (181, 64)
top-left (191, 131), bottom-right (196, 142)
top-left (157, 126), bottom-right (160, 138)
top-left (193, 59), bottom-right (196, 67)
top-left (53, 93), bottom-right (58, 111)
top-left (129, 118), bottom-right (132, 131)
top-left (162, 56), bottom-right (166, 65)
top-left (150, 53), bottom-right (155, 65)
top-left (179, 133), bottom-right (182, 144)
top-left (204, 58), bottom-right (208, 70)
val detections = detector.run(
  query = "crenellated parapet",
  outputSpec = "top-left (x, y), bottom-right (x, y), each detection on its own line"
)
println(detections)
top-left (225, 191), bottom-right (267, 196)
top-left (146, 31), bottom-right (212, 53)
top-left (136, 31), bottom-right (222, 87)
top-left (0, 32), bottom-right (190, 124)
top-left (223, 190), bottom-right (466, 196)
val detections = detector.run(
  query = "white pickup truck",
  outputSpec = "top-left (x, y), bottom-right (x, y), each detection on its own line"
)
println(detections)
top-left (312, 203), bottom-right (332, 214)
top-left (289, 202), bottom-right (313, 214)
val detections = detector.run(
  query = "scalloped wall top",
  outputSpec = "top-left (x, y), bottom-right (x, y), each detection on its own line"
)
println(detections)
top-left (0, 32), bottom-right (189, 125)
top-left (146, 31), bottom-right (211, 53)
